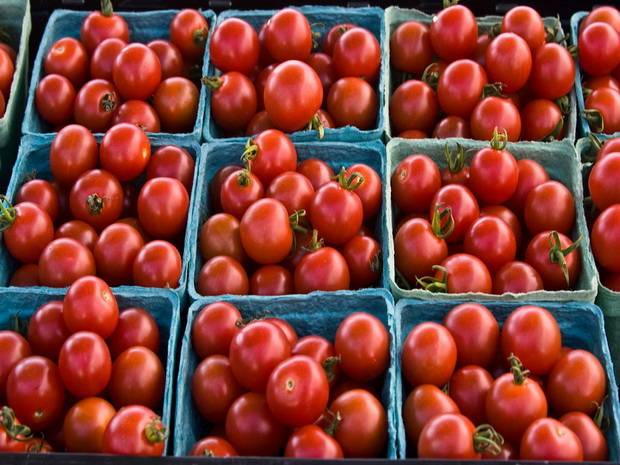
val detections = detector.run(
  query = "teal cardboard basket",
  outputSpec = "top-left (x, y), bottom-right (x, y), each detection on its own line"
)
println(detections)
top-left (394, 298), bottom-right (620, 459)
top-left (173, 289), bottom-right (398, 458)
top-left (202, 6), bottom-right (388, 143)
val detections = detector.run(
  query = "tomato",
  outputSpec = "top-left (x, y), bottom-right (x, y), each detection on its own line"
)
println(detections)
top-left (327, 77), bottom-right (377, 130)
top-left (502, 6), bottom-right (545, 50)
top-left (529, 43), bottom-right (575, 99)
top-left (108, 346), bottom-right (164, 409)
top-left (132, 240), bottom-right (181, 287)
top-left (35, 74), bottom-right (75, 126)
top-left (561, 412), bottom-right (608, 461)
top-left (112, 43), bottom-right (161, 101)
top-left (0, 42), bottom-right (15, 62)
top-left (262, 318), bottom-right (297, 348)
top-left (93, 223), bottom-right (143, 285)
top-left (250, 266), bottom-right (294, 295)
top-left (102, 405), bottom-right (166, 456)
top-left (9, 264), bottom-right (39, 287)
top-left (506, 159), bottom-right (549, 215)
top-left (244, 129), bottom-right (298, 185)
top-left (306, 52), bottom-right (336, 101)
top-left (113, 100), bottom-right (161, 132)
top-left (486, 361), bottom-right (548, 445)
top-left (586, 87), bottom-right (620, 134)
top-left (323, 23), bottom-right (355, 55)
top-left (37, 238), bottom-right (95, 287)
top-left (0, 331), bottom-right (30, 396)
top-left (55, 220), bottom-right (98, 251)
top-left (294, 243), bottom-right (350, 293)
top-left (209, 18), bottom-right (259, 75)
top-left (169, 9), bottom-right (208, 61)
top-left (44, 37), bottom-right (88, 88)
top-left (297, 158), bottom-right (334, 191)
top-left (580, 23), bottom-right (620, 77)
top-left (390, 80), bottom-right (438, 134)
top-left (449, 366), bottom-right (493, 425)
top-left (147, 40), bottom-right (184, 79)
top-left (583, 6), bottom-right (620, 33)
top-left (464, 217), bottom-right (517, 272)
top-left (485, 33), bottom-right (532, 93)
top-left (292, 335), bottom-right (338, 384)
top-left (437, 60), bottom-right (487, 118)
top-left (154, 77), bottom-right (199, 133)
top-left (0, 51), bottom-right (12, 101)
top-left (471, 97), bottom-right (522, 141)
top-left (470, 141), bottom-right (519, 206)
top-left (435, 254), bottom-right (493, 293)
top-left (266, 171), bottom-right (314, 215)
top-left (264, 8), bottom-right (312, 62)
top-left (197, 255), bottom-right (249, 295)
top-left (342, 235), bottom-right (380, 288)
top-left (525, 231), bottom-right (581, 290)
top-left (479, 205), bottom-right (523, 246)
top-left (15, 180), bottom-right (58, 224)
top-left (225, 392), bottom-right (287, 456)
top-left (331, 389), bottom-right (386, 457)
top-left (333, 27), bottom-right (380, 82)
top-left (0, 92), bottom-right (4, 118)
top-left (0, 406), bottom-right (34, 452)
top-left (432, 116), bottom-right (470, 138)
top-left (520, 418), bottom-right (583, 461)
top-left (264, 60), bottom-right (323, 132)
top-left (246, 112), bottom-right (273, 136)
top-left (392, 154), bottom-right (441, 214)
top-left (524, 181), bottom-right (574, 235)
top-left (430, 4), bottom-right (477, 61)
top-left (219, 169), bottom-right (263, 219)
top-left (590, 153), bottom-right (620, 210)
top-left (63, 397), bottom-right (115, 453)
top-left (90, 38), bottom-right (126, 80)
top-left (444, 303), bottom-right (499, 368)
top-left (402, 322), bottom-right (456, 387)
top-left (285, 424), bottom-right (343, 458)
top-left (547, 349), bottom-right (606, 415)
top-left (63, 277), bottom-right (117, 337)
top-left (190, 436), bottom-right (237, 457)
top-left (403, 384), bottom-right (459, 445)
top-left (418, 413), bottom-right (483, 459)
top-left (585, 75), bottom-right (620, 94)
top-left (80, 1), bottom-right (128, 53)
top-left (146, 145), bottom-right (194, 192)
top-left (343, 163), bottom-right (381, 220)
top-left (6, 356), bottom-right (65, 431)
top-left (74, 79), bottom-right (119, 132)
top-left (399, 129), bottom-right (427, 138)
top-left (520, 99), bottom-right (564, 141)
top-left (99, 123), bottom-right (150, 181)
top-left (390, 21), bottom-right (432, 74)
top-left (494, 261), bottom-right (544, 294)
top-left (199, 213), bottom-right (244, 263)
top-left (27, 301), bottom-right (68, 360)
top-left (138, 177), bottom-right (189, 239)
top-left (50, 124), bottom-right (98, 186)
top-left (430, 185), bottom-right (480, 243)
top-left (592, 204), bottom-right (620, 272)
top-left (192, 302), bottom-right (241, 359)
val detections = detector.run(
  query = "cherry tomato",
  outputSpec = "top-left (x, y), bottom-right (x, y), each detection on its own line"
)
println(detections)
top-left (430, 4), bottom-right (477, 61)
top-left (333, 27), bottom-right (380, 82)
top-left (80, 2), bottom-right (129, 53)
top-left (524, 181), bottom-right (574, 235)
top-left (402, 322), bottom-right (456, 387)
top-left (15, 180), bottom-right (58, 223)
top-left (437, 59), bottom-right (487, 118)
top-left (199, 213), bottom-right (244, 263)
top-left (35, 74), bottom-right (75, 126)
top-left (55, 220), bottom-right (98, 251)
top-left (529, 43), bottom-right (576, 100)
top-left (506, 159), bottom-right (549, 215)
top-left (390, 80), bottom-right (438, 134)
top-left (479, 205), bottom-right (523, 246)
top-left (44, 37), bottom-right (88, 88)
top-left (585, 75), bottom-right (620, 93)
top-left (192, 302), bottom-right (241, 359)
top-left (486, 33), bottom-right (532, 93)
top-left (436, 253), bottom-right (493, 293)
top-left (99, 123), bottom-right (150, 181)
top-left (90, 38), bottom-right (126, 81)
top-left (197, 255), bottom-right (249, 295)
top-left (297, 158), bottom-right (334, 191)
top-left (403, 384), bottom-right (458, 446)
top-left (62, 276), bottom-right (118, 338)
top-left (493, 261), bottom-right (544, 294)
top-left (59, 331), bottom-right (111, 398)
top-left (170, 9), bottom-right (209, 61)
top-left (0, 406), bottom-right (36, 452)
top-left (74, 79), bottom-right (119, 132)
top-left (108, 346), bottom-right (163, 409)
top-left (146, 145), bottom-right (194, 191)
top-left (592, 204), bottom-right (620, 272)
top-left (418, 413), bottom-right (482, 459)
top-left (264, 8), bottom-right (312, 62)
top-left (138, 177), bottom-right (189, 239)
top-left (153, 77), bottom-right (199, 133)
top-left (9, 264), bottom-right (40, 287)
top-left (582, 6), bottom-right (620, 34)
top-left (590, 153), bottom-right (620, 210)
top-left (392, 154), bottom-right (441, 213)
top-left (209, 18), bottom-right (258, 74)
top-left (94, 223), bottom-right (143, 285)
top-left (285, 424), bottom-right (343, 458)
top-left (133, 240), bottom-right (182, 288)
top-left (521, 99), bottom-right (563, 141)
top-left (464, 217), bottom-right (517, 272)
top-left (586, 87), bottom-right (620, 134)
top-left (112, 43), bottom-right (161, 101)
top-left (292, 335), bottom-right (338, 384)
top-left (520, 418), bottom-right (583, 461)
top-left (113, 100), bottom-right (161, 132)
top-left (190, 436), bottom-right (237, 457)
top-left (64, 397), bottom-right (115, 453)
top-left (26, 301), bottom-right (68, 360)
top-left (561, 412), bottom-right (608, 461)
top-left (430, 184), bottom-right (480, 243)
top-left (342, 235), bottom-right (381, 289)
top-left (102, 405), bottom-right (166, 456)
top-left (323, 23), bottom-right (355, 55)
top-left (502, 6), bottom-right (545, 50)
top-left (344, 163), bottom-right (381, 220)
top-left (219, 169), bottom-right (263, 219)
top-left (525, 231), bottom-right (581, 290)
top-left (0, 331), bottom-right (30, 396)
top-left (244, 129), bottom-right (298, 186)
top-left (327, 77), bottom-right (377, 129)
top-left (306, 52), bottom-right (336, 101)
top-left (147, 39), bottom-right (184, 79)
top-left (471, 97), bottom-right (521, 141)
top-left (294, 244), bottom-right (350, 293)
top-left (390, 21), bottom-right (432, 74)
top-left (70, 170), bottom-right (123, 231)
top-left (250, 266), bottom-right (294, 295)
top-left (399, 129), bottom-right (427, 138)
top-left (449, 366), bottom-right (493, 425)
top-left (433, 116), bottom-right (470, 138)
top-left (266, 171), bottom-right (314, 215)
top-left (580, 22), bottom-right (620, 77)
top-left (50, 124), bottom-right (98, 186)
top-left (246, 111), bottom-right (273, 135)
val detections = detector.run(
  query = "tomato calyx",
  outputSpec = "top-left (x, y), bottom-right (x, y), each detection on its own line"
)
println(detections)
top-left (86, 193), bottom-right (105, 216)
top-left (584, 109), bottom-right (605, 134)
top-left (26, 438), bottom-right (51, 453)
top-left (289, 209), bottom-right (309, 235)
top-left (508, 353), bottom-right (530, 385)
top-left (482, 83), bottom-right (506, 99)
top-left (421, 63), bottom-right (439, 90)
top-left (234, 169), bottom-right (253, 188)
top-left (416, 265), bottom-right (448, 293)
top-left (0, 406), bottom-right (33, 442)
top-left (547, 231), bottom-right (582, 286)
top-left (241, 138), bottom-right (260, 168)
top-left (473, 424), bottom-right (504, 456)
top-left (489, 127), bottom-right (508, 151)
top-left (193, 26), bottom-right (209, 48)
top-left (100, 0), bottom-right (114, 17)
top-left (441, 0), bottom-right (460, 9)
top-left (99, 93), bottom-right (117, 113)
top-left (0, 195), bottom-right (17, 232)
top-left (333, 168), bottom-right (365, 192)
top-left (306, 113), bottom-right (325, 140)
top-left (144, 417), bottom-right (168, 445)
top-left (444, 143), bottom-right (467, 175)
top-left (201, 76), bottom-right (222, 90)
top-left (321, 410), bottom-right (342, 437)
top-left (302, 229), bottom-right (324, 253)
top-left (431, 204), bottom-right (455, 240)
top-left (322, 356), bottom-right (340, 383)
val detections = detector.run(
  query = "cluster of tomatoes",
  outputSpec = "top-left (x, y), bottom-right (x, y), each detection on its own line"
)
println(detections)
top-left (0, 276), bottom-right (167, 455)
top-left (188, 302), bottom-right (389, 458)
top-left (3, 123), bottom-right (193, 289)
top-left (579, 6), bottom-right (620, 135)
top-left (198, 129), bottom-right (382, 295)
top-left (390, 5), bottom-right (575, 141)
top-left (206, 8), bottom-right (380, 137)
top-left (0, 40), bottom-right (16, 118)
top-left (34, 4), bottom-right (206, 133)
top-left (393, 131), bottom-right (582, 294)
top-left (402, 303), bottom-right (608, 461)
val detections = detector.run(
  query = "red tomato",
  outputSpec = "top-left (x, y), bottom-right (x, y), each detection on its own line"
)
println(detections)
top-left (112, 100), bottom-right (161, 133)
top-left (192, 302), bottom-right (241, 359)
top-left (37, 238), bottom-right (95, 287)
top-left (502, 6), bottom-right (545, 50)
top-left (100, 123), bottom-right (151, 181)
top-left (524, 181), bottom-right (574, 235)
top-left (138, 177), bottom-right (189, 239)
top-left (585, 75), bottom-right (620, 93)
top-left (50, 124), bottom-right (99, 186)
top-left (561, 412), bottom-right (608, 461)
top-left (285, 424), bottom-right (343, 458)
top-left (55, 220), bottom-right (98, 251)
top-left (250, 265), bottom-right (294, 295)
top-left (469, 138), bottom-right (519, 205)
top-left (520, 418), bottom-right (583, 461)
top-left (133, 240), bottom-right (182, 288)
top-left (297, 158), bottom-right (334, 191)
top-left (528, 43), bottom-right (576, 100)
top-left (430, 184), bottom-right (480, 243)
top-left (390, 21), bottom-right (432, 74)
top-left (0, 406), bottom-right (34, 452)
top-left (479, 205), bottom-right (523, 246)
top-left (108, 307), bottom-right (159, 359)
top-left (390, 80), bottom-right (438, 134)
top-left (464, 217), bottom-right (517, 272)
top-left (520, 99), bottom-right (564, 141)
top-left (90, 38), bottom-right (126, 81)
top-left (44, 37), bottom-right (88, 88)
top-left (102, 405), bottom-right (166, 456)
top-left (189, 436), bottom-right (237, 457)
top-left (0, 48), bottom-right (13, 100)
top-left (449, 366), bottom-right (493, 425)
top-left (417, 413), bottom-right (481, 459)
top-left (402, 322), bottom-right (456, 387)
top-left (220, 169), bottom-right (264, 219)
top-left (333, 28), bottom-right (380, 82)
top-left (493, 261), bottom-right (544, 294)
top-left (74, 79), bottom-right (119, 132)
top-left (27, 301), bottom-right (68, 360)
top-left (197, 255), bottom-right (249, 295)
top-left (112, 43), bottom-right (161, 101)
top-left (433, 116), bottom-right (470, 138)
top-left (264, 8), bottom-right (311, 62)
top-left (399, 129), bottom-right (427, 139)
top-left (437, 59), bottom-right (487, 118)
top-left (292, 335), bottom-right (338, 384)
top-left (16, 180), bottom-right (59, 223)
top-left (485, 33), bottom-right (532, 93)
top-left (434, 254), bottom-right (492, 293)
top-left (146, 145), bottom-right (194, 191)
top-left (108, 346), bottom-right (163, 409)
top-left (210, 18), bottom-right (258, 74)
top-left (80, 2), bottom-right (129, 53)
top-left (94, 223), bottom-right (144, 285)
top-left (342, 235), bottom-right (381, 289)
top-left (403, 384), bottom-right (459, 445)
top-left (344, 163), bottom-right (381, 220)
top-left (471, 96), bottom-right (522, 141)
top-left (579, 22), bottom-right (620, 77)
top-left (582, 6), bottom-right (620, 34)
top-left (170, 9), bottom-right (209, 61)
top-left (153, 77), bottom-right (199, 133)
top-left (63, 397), bottom-right (116, 453)
top-left (199, 213), bottom-right (245, 263)
top-left (244, 129), bottom-right (298, 186)
top-left (327, 77), bottom-right (377, 130)
top-left (266, 171), bottom-right (314, 215)
top-left (295, 241), bottom-right (350, 292)
top-left (585, 87), bottom-right (620, 134)
top-left (392, 154), bottom-right (441, 214)
top-left (323, 23), bottom-right (355, 55)
top-left (590, 153), bottom-right (620, 210)
top-left (306, 52), bottom-right (336, 101)
top-left (69, 169), bottom-right (123, 231)
top-left (35, 74), bottom-right (75, 126)
top-left (0, 331), bottom-right (30, 395)
top-left (9, 264), bottom-right (40, 287)
top-left (592, 204), bottom-right (620, 272)
top-left (506, 159), bottom-right (549, 215)
top-left (525, 231), bottom-right (581, 290)
top-left (430, 4), bottom-right (477, 60)
top-left (63, 276), bottom-right (119, 338)
top-left (145, 39), bottom-right (184, 80)
top-left (262, 318), bottom-right (297, 348)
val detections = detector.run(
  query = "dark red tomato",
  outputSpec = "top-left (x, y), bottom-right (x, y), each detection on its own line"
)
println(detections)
top-left (264, 60), bottom-right (323, 132)
top-left (506, 159), bottom-right (549, 215)
top-left (471, 97), bottom-right (522, 141)
top-left (27, 301), bottom-right (68, 360)
top-left (344, 163), bottom-right (381, 220)
top-left (50, 124), bottom-right (98, 186)
top-left (107, 308), bottom-right (159, 360)
top-left (480, 205), bottom-right (523, 246)
top-left (153, 77), bottom-right (199, 133)
top-left (74, 79), bottom-right (119, 132)
top-left (56, 220), bottom-right (98, 251)
top-left (63, 397), bottom-right (116, 453)
top-left (94, 223), bottom-right (144, 285)
top-left (524, 181), bottom-right (574, 235)
top-left (392, 154), bottom-right (441, 213)
top-left (547, 349), bottom-right (606, 415)
top-left (464, 217), bottom-right (517, 272)
top-left (501, 305), bottom-right (561, 376)
top-left (436, 253), bottom-right (492, 293)
top-left (395, 218), bottom-right (448, 284)
top-left (266, 171), bottom-right (314, 214)
top-left (250, 266), bottom-right (294, 295)
top-left (403, 384), bottom-right (459, 445)
top-left (70, 169), bottom-right (123, 230)
top-left (112, 43), bottom-right (161, 101)
top-left (112, 100), bottom-right (161, 132)
top-left (6, 356), bottom-right (65, 431)
top-left (138, 177), bottom-right (189, 239)
top-left (0, 92), bottom-right (5, 118)
top-left (323, 23), bottom-right (355, 55)
top-left (102, 405), bottom-right (166, 456)
top-left (225, 392), bottom-right (287, 456)
top-left (264, 8), bottom-right (312, 62)
top-left (16, 180), bottom-right (59, 223)
top-left (472, 33), bottom-right (491, 67)
top-left (37, 238), bottom-right (95, 287)
top-left (147, 146), bottom-right (195, 191)
top-left (245, 113), bottom-right (275, 136)
top-left (331, 389), bottom-right (387, 457)
top-left (108, 346), bottom-right (163, 409)
top-left (579, 23), bottom-right (620, 77)
top-left (342, 235), bottom-right (380, 289)
top-left (147, 40), bottom-right (184, 79)
top-left (254, 65), bottom-right (275, 111)
top-left (213, 165), bottom-right (245, 212)
top-left (0, 331), bottom-right (30, 395)
top-left (485, 33), bottom-right (532, 93)
top-left (529, 43), bottom-right (576, 99)
top-left (333, 27), bottom-right (380, 82)
top-left (327, 77), bottom-right (377, 130)
top-left (258, 22), bottom-right (276, 66)
top-left (100, 123), bottom-right (151, 181)
top-left (582, 6), bottom-right (620, 34)
top-left (433, 116), bottom-right (470, 138)
top-left (292, 335), bottom-right (338, 384)
top-left (585, 75), bottom-right (620, 93)
top-left (493, 261), bottom-right (544, 294)
top-left (390, 80), bottom-right (438, 134)
top-left (430, 4), bottom-right (477, 61)
top-left (133, 240), bottom-right (182, 288)
top-left (525, 231), bottom-right (581, 290)
top-left (192, 302), bottom-right (241, 359)
top-left (209, 18), bottom-right (258, 74)
top-left (502, 6), bottom-right (545, 50)
top-left (444, 303), bottom-right (499, 368)
top-left (390, 21), bottom-right (432, 74)
top-left (35, 74), bottom-right (75, 126)
top-left (294, 245), bottom-right (350, 293)
top-left (592, 204), bottom-right (620, 273)
top-left (285, 424), bottom-right (343, 458)
top-left (399, 129), bottom-right (427, 138)
top-left (417, 413), bottom-right (480, 459)
top-left (590, 153), bottom-right (620, 210)
top-left (402, 322), bottom-right (456, 387)
top-left (561, 412), bottom-right (608, 461)
top-left (520, 418), bottom-right (583, 461)
top-left (44, 37), bottom-right (88, 88)
top-left (438, 59), bottom-right (487, 118)
top-left (169, 9), bottom-right (208, 61)
top-left (9, 264), bottom-right (40, 287)
top-left (90, 38), bottom-right (126, 81)
top-left (520, 99), bottom-right (563, 141)
top-left (59, 331), bottom-right (112, 398)
top-left (297, 158), bottom-right (334, 191)
top-left (190, 436), bottom-right (237, 457)
top-left (244, 129), bottom-right (298, 186)
top-left (585, 87), bottom-right (620, 134)
top-left (469, 141), bottom-right (519, 205)
top-left (449, 366), bottom-right (493, 425)
top-left (63, 276), bottom-right (119, 338)
top-left (0, 50), bottom-right (12, 101)
top-left (306, 52), bottom-right (336, 100)
top-left (200, 213), bottom-right (245, 262)
top-left (0, 43), bottom-right (15, 62)
top-left (430, 184), bottom-right (480, 243)
top-left (80, 2), bottom-right (129, 53)
top-left (197, 255), bottom-right (249, 295)
top-left (2, 201), bottom-right (54, 264)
